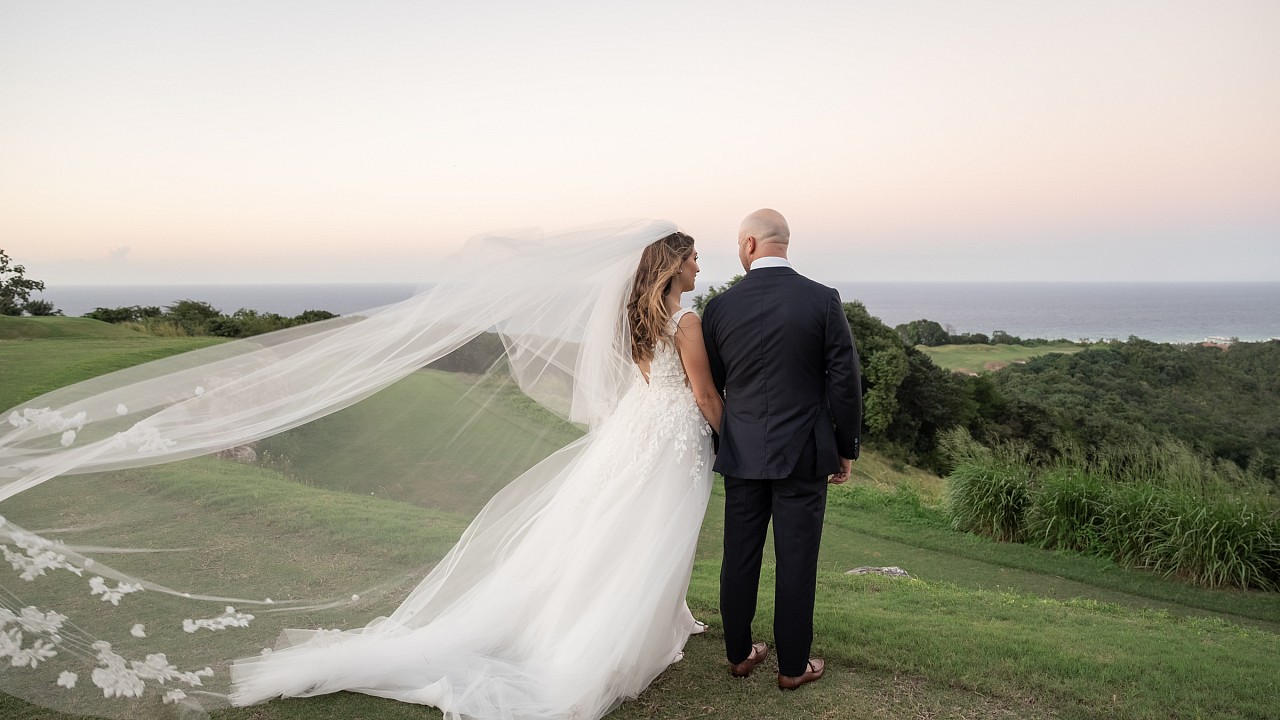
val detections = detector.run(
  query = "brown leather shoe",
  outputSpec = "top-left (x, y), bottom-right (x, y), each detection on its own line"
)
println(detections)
top-left (777, 658), bottom-right (825, 690)
top-left (728, 642), bottom-right (769, 678)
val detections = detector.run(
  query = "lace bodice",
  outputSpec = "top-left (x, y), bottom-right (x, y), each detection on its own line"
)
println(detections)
top-left (642, 308), bottom-right (696, 390)
top-left (599, 308), bottom-right (711, 484)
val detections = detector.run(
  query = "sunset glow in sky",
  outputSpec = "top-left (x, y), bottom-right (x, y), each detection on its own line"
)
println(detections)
top-left (2, 1), bottom-right (1278, 283)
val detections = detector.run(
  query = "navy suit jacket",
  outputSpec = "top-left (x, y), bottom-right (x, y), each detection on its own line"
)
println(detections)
top-left (702, 267), bottom-right (862, 479)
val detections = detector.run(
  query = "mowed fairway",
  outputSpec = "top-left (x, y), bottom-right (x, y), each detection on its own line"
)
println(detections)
top-left (2, 319), bottom-right (1277, 719)
top-left (919, 342), bottom-right (1083, 374)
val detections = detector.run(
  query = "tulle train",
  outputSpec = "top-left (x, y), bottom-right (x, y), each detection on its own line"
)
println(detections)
top-left (230, 375), bottom-right (714, 720)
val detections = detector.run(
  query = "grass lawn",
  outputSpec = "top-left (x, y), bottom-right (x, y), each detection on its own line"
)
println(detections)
top-left (919, 342), bottom-right (1084, 374)
top-left (0, 316), bottom-right (224, 411)
top-left (0, 317), bottom-right (155, 341)
top-left (5, 474), bottom-right (1276, 720)
top-left (2, 320), bottom-right (1277, 719)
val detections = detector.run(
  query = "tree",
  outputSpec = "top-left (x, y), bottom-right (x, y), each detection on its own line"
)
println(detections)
top-left (85, 306), bottom-right (146, 323)
top-left (883, 348), bottom-right (978, 468)
top-left (894, 318), bottom-right (950, 347)
top-left (0, 249), bottom-right (46, 316)
top-left (295, 309), bottom-right (338, 324)
top-left (979, 338), bottom-right (1280, 482)
top-left (165, 299), bottom-right (223, 335)
top-left (692, 275), bottom-right (744, 314)
top-left (23, 299), bottom-right (62, 316)
top-left (843, 301), bottom-right (908, 434)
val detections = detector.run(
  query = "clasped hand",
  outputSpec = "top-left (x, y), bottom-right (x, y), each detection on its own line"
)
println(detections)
top-left (827, 457), bottom-right (852, 485)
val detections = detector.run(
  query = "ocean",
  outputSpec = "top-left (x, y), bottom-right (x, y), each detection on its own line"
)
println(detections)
top-left (38, 281), bottom-right (1280, 345)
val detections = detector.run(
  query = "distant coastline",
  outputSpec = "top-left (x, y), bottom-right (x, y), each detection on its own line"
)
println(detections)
top-left (38, 281), bottom-right (1280, 346)
top-left (43, 283), bottom-right (424, 318)
top-left (827, 280), bottom-right (1280, 345)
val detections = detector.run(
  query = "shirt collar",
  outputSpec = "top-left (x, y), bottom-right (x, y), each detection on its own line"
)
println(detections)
top-left (749, 256), bottom-right (793, 271)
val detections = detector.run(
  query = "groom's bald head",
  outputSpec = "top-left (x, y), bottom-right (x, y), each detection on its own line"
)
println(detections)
top-left (737, 209), bottom-right (790, 270)
top-left (739, 209), bottom-right (790, 247)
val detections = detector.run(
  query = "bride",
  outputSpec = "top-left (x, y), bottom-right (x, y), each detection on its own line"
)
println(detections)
top-left (227, 230), bottom-right (722, 718)
top-left (0, 220), bottom-right (718, 719)
top-left (217, 230), bottom-right (732, 717)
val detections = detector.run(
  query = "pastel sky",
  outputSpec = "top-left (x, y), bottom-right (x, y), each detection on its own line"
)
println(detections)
top-left (2, 0), bottom-right (1278, 284)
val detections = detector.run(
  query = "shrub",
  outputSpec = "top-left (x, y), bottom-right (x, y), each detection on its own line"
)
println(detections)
top-left (943, 430), bottom-right (1280, 590)
top-left (295, 309), bottom-right (338, 324)
top-left (1145, 492), bottom-right (1280, 591)
top-left (166, 299), bottom-right (222, 335)
top-left (1042, 440), bottom-right (1280, 590)
top-left (1098, 481), bottom-right (1171, 570)
top-left (23, 299), bottom-right (62, 316)
top-left (125, 320), bottom-right (190, 337)
top-left (86, 302), bottom-right (339, 338)
top-left (1025, 465), bottom-right (1109, 553)
top-left (86, 306), bottom-right (143, 323)
top-left (941, 428), bottom-right (1032, 542)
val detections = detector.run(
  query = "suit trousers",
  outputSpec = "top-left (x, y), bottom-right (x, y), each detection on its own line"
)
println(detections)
top-left (720, 469), bottom-right (828, 678)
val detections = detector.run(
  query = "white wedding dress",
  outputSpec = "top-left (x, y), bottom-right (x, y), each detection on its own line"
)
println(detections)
top-left (229, 308), bottom-right (714, 720)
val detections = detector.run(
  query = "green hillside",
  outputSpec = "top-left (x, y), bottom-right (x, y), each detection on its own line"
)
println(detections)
top-left (0, 317), bottom-right (224, 410)
top-left (0, 315), bottom-right (153, 340)
top-left (1, 328), bottom-right (1276, 719)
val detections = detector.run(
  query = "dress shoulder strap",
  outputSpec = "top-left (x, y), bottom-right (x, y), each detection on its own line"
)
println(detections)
top-left (668, 308), bottom-right (697, 335)
top-left (670, 308), bottom-right (695, 325)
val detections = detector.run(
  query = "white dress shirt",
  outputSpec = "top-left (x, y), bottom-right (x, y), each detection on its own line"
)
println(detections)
top-left (749, 257), bottom-right (794, 271)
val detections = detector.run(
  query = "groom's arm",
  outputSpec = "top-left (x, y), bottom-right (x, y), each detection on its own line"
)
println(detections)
top-left (823, 290), bottom-right (862, 461)
top-left (702, 299), bottom-right (727, 398)
top-left (701, 300), bottom-right (726, 452)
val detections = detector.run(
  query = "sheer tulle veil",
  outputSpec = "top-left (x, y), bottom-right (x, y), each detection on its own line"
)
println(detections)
top-left (0, 219), bottom-right (682, 717)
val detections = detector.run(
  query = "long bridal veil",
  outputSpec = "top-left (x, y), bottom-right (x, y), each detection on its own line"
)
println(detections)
top-left (0, 219), bottom-right (679, 718)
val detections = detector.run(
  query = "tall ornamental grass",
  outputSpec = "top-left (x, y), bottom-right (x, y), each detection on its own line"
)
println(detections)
top-left (119, 319), bottom-right (192, 337)
top-left (941, 431), bottom-right (1280, 591)
top-left (940, 429), bottom-right (1032, 543)
top-left (1145, 491), bottom-right (1279, 591)
top-left (1098, 480), bottom-right (1173, 569)
top-left (1024, 465), bottom-right (1109, 554)
top-left (1092, 440), bottom-right (1279, 590)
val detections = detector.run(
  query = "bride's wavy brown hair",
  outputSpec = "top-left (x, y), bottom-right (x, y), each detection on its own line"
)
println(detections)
top-left (627, 231), bottom-right (696, 365)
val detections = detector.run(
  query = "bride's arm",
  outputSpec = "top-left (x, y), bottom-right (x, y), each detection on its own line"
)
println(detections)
top-left (674, 312), bottom-right (723, 432)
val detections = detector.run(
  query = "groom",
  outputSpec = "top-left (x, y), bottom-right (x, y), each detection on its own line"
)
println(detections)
top-left (701, 209), bottom-right (862, 690)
